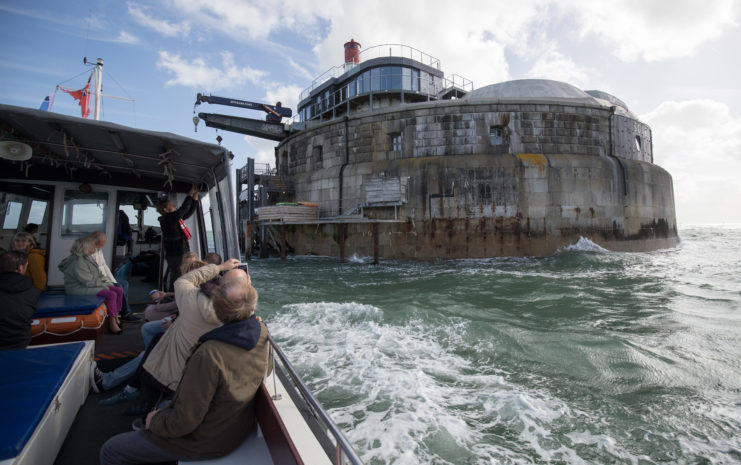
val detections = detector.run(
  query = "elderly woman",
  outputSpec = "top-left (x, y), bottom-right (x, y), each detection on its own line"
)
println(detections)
top-left (58, 236), bottom-right (124, 334)
top-left (11, 231), bottom-right (46, 290)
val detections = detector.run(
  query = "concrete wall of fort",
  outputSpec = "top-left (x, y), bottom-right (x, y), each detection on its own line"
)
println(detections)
top-left (273, 99), bottom-right (675, 258)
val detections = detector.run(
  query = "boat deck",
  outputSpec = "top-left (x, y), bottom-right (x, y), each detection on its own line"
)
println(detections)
top-left (53, 304), bottom-right (151, 465)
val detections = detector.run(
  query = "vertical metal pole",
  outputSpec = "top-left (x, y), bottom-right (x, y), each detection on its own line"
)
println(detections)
top-left (94, 58), bottom-right (103, 120)
top-left (280, 224), bottom-right (287, 260)
top-left (372, 223), bottom-right (379, 265)
top-left (245, 221), bottom-right (252, 260)
top-left (339, 223), bottom-right (345, 263)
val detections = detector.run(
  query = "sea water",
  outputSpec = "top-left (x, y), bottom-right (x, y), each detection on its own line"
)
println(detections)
top-left (249, 225), bottom-right (741, 465)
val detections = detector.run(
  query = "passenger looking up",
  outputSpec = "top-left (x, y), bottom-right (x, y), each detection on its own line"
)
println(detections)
top-left (0, 251), bottom-right (41, 350)
top-left (11, 231), bottom-right (46, 290)
top-left (156, 185), bottom-right (199, 290)
top-left (58, 237), bottom-right (124, 334)
top-left (135, 258), bottom-right (245, 413)
top-left (90, 231), bottom-right (140, 322)
top-left (91, 260), bottom-right (211, 407)
top-left (100, 263), bottom-right (269, 464)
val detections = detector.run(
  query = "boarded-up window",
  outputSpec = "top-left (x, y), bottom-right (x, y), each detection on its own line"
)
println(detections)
top-left (312, 145), bottom-right (323, 170)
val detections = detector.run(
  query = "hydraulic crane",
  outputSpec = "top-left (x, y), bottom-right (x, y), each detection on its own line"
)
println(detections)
top-left (193, 93), bottom-right (294, 141)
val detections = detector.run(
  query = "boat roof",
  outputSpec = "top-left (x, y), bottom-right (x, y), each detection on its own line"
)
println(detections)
top-left (0, 104), bottom-right (233, 192)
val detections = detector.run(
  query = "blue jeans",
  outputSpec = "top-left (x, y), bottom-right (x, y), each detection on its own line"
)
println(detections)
top-left (101, 320), bottom-right (165, 391)
top-left (100, 431), bottom-right (181, 465)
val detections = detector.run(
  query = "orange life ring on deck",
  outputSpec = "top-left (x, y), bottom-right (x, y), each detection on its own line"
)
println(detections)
top-left (31, 303), bottom-right (107, 337)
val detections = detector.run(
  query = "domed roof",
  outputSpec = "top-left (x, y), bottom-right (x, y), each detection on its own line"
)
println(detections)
top-left (464, 79), bottom-right (596, 102)
top-left (462, 79), bottom-right (636, 118)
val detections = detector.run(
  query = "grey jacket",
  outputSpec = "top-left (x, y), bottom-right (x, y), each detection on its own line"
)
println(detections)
top-left (58, 252), bottom-right (113, 295)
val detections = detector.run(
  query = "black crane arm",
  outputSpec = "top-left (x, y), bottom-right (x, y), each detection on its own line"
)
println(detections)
top-left (194, 93), bottom-right (292, 119)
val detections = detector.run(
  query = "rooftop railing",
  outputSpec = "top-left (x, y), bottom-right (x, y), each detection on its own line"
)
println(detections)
top-left (300, 43), bottom-right (442, 101)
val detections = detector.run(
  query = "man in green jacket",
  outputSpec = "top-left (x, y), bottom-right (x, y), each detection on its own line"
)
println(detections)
top-left (99, 264), bottom-right (270, 464)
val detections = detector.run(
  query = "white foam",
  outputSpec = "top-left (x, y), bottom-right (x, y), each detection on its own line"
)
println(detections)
top-left (267, 301), bottom-right (626, 464)
top-left (557, 236), bottom-right (611, 254)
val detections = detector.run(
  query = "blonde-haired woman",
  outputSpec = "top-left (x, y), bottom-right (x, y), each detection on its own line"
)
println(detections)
top-left (11, 231), bottom-right (46, 290)
top-left (58, 237), bottom-right (124, 334)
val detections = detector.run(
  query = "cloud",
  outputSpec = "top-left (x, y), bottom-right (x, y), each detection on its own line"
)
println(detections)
top-left (169, 0), bottom-right (338, 41)
top-left (642, 100), bottom-right (741, 224)
top-left (128, 2), bottom-right (191, 37)
top-left (157, 51), bottom-right (267, 91)
top-left (114, 30), bottom-right (140, 44)
top-left (263, 84), bottom-right (302, 116)
top-left (526, 48), bottom-right (594, 88)
top-left (563, 0), bottom-right (738, 62)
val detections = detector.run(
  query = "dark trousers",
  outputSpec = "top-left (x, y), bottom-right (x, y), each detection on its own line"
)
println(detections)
top-left (164, 254), bottom-right (184, 291)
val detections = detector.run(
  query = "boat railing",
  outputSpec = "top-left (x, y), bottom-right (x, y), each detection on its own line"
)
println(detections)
top-left (267, 333), bottom-right (364, 465)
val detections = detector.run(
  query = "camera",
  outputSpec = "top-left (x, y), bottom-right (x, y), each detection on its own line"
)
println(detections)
top-left (237, 264), bottom-right (248, 273)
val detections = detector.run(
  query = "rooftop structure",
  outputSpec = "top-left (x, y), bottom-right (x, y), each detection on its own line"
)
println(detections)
top-left (297, 41), bottom-right (472, 123)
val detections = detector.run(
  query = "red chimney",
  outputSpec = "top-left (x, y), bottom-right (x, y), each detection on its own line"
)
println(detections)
top-left (344, 39), bottom-right (361, 64)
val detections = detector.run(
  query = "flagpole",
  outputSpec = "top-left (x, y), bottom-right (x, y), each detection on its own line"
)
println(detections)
top-left (93, 58), bottom-right (103, 121)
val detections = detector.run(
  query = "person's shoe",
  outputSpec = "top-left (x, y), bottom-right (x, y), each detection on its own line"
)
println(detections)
top-left (120, 313), bottom-right (141, 322)
top-left (99, 387), bottom-right (140, 405)
top-left (89, 362), bottom-right (104, 393)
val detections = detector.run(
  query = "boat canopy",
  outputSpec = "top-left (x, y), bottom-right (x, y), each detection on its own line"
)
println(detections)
top-left (0, 104), bottom-right (233, 192)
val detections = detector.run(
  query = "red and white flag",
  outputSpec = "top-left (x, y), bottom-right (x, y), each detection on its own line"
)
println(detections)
top-left (61, 74), bottom-right (92, 118)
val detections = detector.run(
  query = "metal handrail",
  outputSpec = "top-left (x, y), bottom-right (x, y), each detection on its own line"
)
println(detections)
top-left (267, 333), bottom-right (364, 465)
top-left (299, 43), bottom-right (442, 101)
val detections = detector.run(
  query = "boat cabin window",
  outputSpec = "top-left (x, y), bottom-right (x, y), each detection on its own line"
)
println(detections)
top-left (0, 183), bottom-right (53, 250)
top-left (2, 201), bottom-right (23, 230)
top-left (61, 190), bottom-right (108, 237)
top-left (201, 192), bottom-right (215, 253)
top-left (28, 200), bottom-right (48, 225)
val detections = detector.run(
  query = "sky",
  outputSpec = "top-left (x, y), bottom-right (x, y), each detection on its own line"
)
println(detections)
top-left (0, 0), bottom-right (739, 225)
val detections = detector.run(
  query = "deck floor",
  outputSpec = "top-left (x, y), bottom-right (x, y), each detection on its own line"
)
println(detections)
top-left (53, 274), bottom-right (169, 465)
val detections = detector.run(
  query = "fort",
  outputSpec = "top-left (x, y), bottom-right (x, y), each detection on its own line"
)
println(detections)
top-left (240, 41), bottom-right (678, 259)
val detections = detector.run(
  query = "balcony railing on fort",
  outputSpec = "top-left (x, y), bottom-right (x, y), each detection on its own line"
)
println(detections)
top-left (299, 43), bottom-right (442, 101)
top-left (304, 71), bottom-right (473, 122)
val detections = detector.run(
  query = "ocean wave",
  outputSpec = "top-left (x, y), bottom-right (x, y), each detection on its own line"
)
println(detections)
top-left (556, 236), bottom-right (611, 254)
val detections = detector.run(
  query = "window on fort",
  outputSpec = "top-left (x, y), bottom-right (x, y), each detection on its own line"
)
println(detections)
top-left (390, 133), bottom-right (402, 157)
top-left (490, 126), bottom-right (504, 145)
top-left (371, 68), bottom-right (381, 91)
top-left (312, 146), bottom-right (323, 170)
top-left (479, 183), bottom-right (492, 201)
top-left (635, 135), bottom-right (642, 151)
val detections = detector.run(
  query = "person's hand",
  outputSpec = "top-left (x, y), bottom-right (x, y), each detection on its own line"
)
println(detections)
top-left (188, 184), bottom-right (199, 200)
top-left (151, 291), bottom-right (167, 302)
top-left (218, 258), bottom-right (240, 272)
top-left (162, 316), bottom-right (174, 331)
top-left (145, 408), bottom-right (159, 429)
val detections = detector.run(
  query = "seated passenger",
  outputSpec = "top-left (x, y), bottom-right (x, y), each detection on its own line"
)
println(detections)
top-left (0, 251), bottom-right (42, 350)
top-left (144, 254), bottom-right (203, 322)
top-left (203, 252), bottom-right (222, 265)
top-left (11, 231), bottom-right (46, 290)
top-left (58, 237), bottom-right (124, 334)
top-left (22, 223), bottom-right (41, 248)
top-left (90, 231), bottom-right (140, 321)
top-left (135, 259), bottom-right (245, 413)
top-left (100, 271), bottom-right (269, 464)
top-left (91, 260), bottom-right (209, 399)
